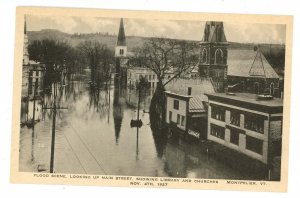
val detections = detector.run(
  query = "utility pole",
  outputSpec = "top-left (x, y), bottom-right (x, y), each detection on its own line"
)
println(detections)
top-left (43, 79), bottom-right (68, 173)
top-left (32, 80), bottom-right (38, 125)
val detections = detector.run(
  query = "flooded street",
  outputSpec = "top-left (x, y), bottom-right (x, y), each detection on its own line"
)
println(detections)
top-left (19, 71), bottom-right (269, 180)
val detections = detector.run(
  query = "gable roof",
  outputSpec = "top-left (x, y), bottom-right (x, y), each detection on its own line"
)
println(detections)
top-left (227, 49), bottom-right (279, 79)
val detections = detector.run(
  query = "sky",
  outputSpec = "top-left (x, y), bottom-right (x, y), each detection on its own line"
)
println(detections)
top-left (26, 15), bottom-right (286, 44)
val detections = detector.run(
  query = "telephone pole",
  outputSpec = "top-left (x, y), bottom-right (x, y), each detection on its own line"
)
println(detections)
top-left (43, 78), bottom-right (68, 173)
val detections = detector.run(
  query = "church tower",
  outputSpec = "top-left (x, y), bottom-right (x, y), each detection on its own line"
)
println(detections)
top-left (23, 16), bottom-right (29, 66)
top-left (199, 21), bottom-right (229, 92)
top-left (115, 18), bottom-right (127, 58)
top-left (115, 18), bottom-right (127, 78)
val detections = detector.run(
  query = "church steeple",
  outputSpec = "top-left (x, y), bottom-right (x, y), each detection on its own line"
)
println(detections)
top-left (117, 18), bottom-right (126, 46)
top-left (199, 21), bottom-right (229, 92)
top-left (115, 18), bottom-right (127, 57)
top-left (23, 16), bottom-right (29, 65)
top-left (24, 16), bottom-right (27, 34)
top-left (202, 21), bottom-right (227, 43)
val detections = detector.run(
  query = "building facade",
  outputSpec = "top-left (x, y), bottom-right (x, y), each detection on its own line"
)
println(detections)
top-left (198, 21), bottom-right (229, 93)
top-left (127, 67), bottom-right (158, 89)
top-left (165, 91), bottom-right (209, 139)
top-left (206, 92), bottom-right (283, 164)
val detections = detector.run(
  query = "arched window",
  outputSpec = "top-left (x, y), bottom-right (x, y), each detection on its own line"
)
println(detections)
top-left (202, 48), bottom-right (208, 63)
top-left (270, 83), bottom-right (275, 95)
top-left (215, 48), bottom-right (223, 64)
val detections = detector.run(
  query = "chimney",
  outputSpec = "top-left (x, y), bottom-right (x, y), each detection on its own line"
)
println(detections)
top-left (188, 87), bottom-right (192, 96)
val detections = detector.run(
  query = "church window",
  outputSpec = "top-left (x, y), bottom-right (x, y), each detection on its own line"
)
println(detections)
top-left (202, 48), bottom-right (208, 63)
top-left (215, 49), bottom-right (223, 64)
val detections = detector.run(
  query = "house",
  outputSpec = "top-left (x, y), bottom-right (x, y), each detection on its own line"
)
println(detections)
top-left (27, 61), bottom-right (46, 98)
top-left (227, 48), bottom-right (281, 97)
top-left (205, 92), bottom-right (283, 164)
top-left (165, 80), bottom-right (215, 139)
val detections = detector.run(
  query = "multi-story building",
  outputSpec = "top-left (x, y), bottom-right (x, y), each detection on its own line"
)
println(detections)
top-left (206, 92), bottom-right (283, 164)
top-left (165, 83), bottom-right (215, 139)
top-left (127, 67), bottom-right (158, 89)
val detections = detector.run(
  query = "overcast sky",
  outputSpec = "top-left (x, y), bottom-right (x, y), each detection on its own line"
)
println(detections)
top-left (27, 15), bottom-right (286, 44)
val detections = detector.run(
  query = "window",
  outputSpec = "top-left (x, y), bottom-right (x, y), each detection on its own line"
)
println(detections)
top-left (173, 100), bottom-right (179, 110)
top-left (153, 75), bottom-right (155, 79)
top-left (211, 105), bottom-right (225, 121)
top-left (177, 114), bottom-right (180, 125)
top-left (210, 124), bottom-right (225, 140)
top-left (230, 129), bottom-right (239, 145)
top-left (149, 75), bottom-right (151, 80)
top-left (120, 49), bottom-right (124, 55)
top-left (246, 136), bottom-right (263, 155)
top-left (202, 48), bottom-right (207, 63)
top-left (169, 111), bottom-right (172, 122)
top-left (181, 116), bottom-right (185, 127)
top-left (270, 83), bottom-right (274, 95)
top-left (230, 111), bottom-right (240, 126)
top-left (245, 114), bottom-right (264, 134)
top-left (215, 49), bottom-right (223, 64)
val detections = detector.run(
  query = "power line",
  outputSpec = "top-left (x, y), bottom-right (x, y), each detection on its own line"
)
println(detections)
top-left (60, 126), bottom-right (88, 174)
top-left (67, 121), bottom-right (109, 175)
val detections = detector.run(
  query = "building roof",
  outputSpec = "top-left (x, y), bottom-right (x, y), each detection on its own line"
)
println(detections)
top-left (201, 21), bottom-right (228, 43)
top-left (206, 92), bottom-right (283, 114)
top-left (166, 78), bottom-right (215, 113)
top-left (117, 18), bottom-right (126, 46)
top-left (227, 49), bottom-right (279, 79)
top-left (189, 95), bottom-right (207, 113)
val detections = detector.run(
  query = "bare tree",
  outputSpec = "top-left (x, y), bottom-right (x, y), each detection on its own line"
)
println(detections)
top-left (132, 37), bottom-right (199, 89)
top-left (78, 40), bottom-right (114, 86)
top-left (131, 37), bottom-right (199, 126)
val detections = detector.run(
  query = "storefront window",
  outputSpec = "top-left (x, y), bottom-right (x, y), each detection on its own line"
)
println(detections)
top-left (210, 124), bottom-right (225, 140)
top-left (211, 105), bottom-right (225, 121)
top-left (245, 114), bottom-right (264, 133)
top-left (230, 129), bottom-right (239, 145)
top-left (246, 136), bottom-right (263, 155)
top-left (230, 111), bottom-right (240, 126)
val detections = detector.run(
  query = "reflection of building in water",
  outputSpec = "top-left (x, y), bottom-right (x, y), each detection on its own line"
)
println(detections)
top-left (163, 142), bottom-right (187, 177)
top-left (206, 92), bottom-right (283, 164)
top-left (113, 87), bottom-right (126, 144)
top-left (125, 88), bottom-right (152, 112)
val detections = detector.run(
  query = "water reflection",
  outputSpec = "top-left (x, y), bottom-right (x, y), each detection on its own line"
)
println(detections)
top-left (19, 70), bottom-right (270, 180)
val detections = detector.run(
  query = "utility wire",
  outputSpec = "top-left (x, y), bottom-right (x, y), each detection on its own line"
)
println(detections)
top-left (67, 121), bottom-right (108, 175)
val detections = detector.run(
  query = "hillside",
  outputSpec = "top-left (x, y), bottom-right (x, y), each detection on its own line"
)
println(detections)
top-left (27, 29), bottom-right (286, 72)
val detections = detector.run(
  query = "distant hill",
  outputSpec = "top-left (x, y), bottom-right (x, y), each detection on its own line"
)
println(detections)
top-left (27, 29), bottom-right (285, 73)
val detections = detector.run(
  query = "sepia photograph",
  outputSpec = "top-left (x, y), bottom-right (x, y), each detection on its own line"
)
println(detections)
top-left (10, 7), bottom-right (293, 191)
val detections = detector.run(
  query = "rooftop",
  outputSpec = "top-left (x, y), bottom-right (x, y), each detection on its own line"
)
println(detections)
top-left (165, 78), bottom-right (215, 113)
top-left (206, 92), bottom-right (283, 107)
top-left (227, 49), bottom-right (279, 79)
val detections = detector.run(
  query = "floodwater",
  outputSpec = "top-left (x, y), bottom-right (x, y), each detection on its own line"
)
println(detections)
top-left (19, 72), bottom-right (272, 180)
